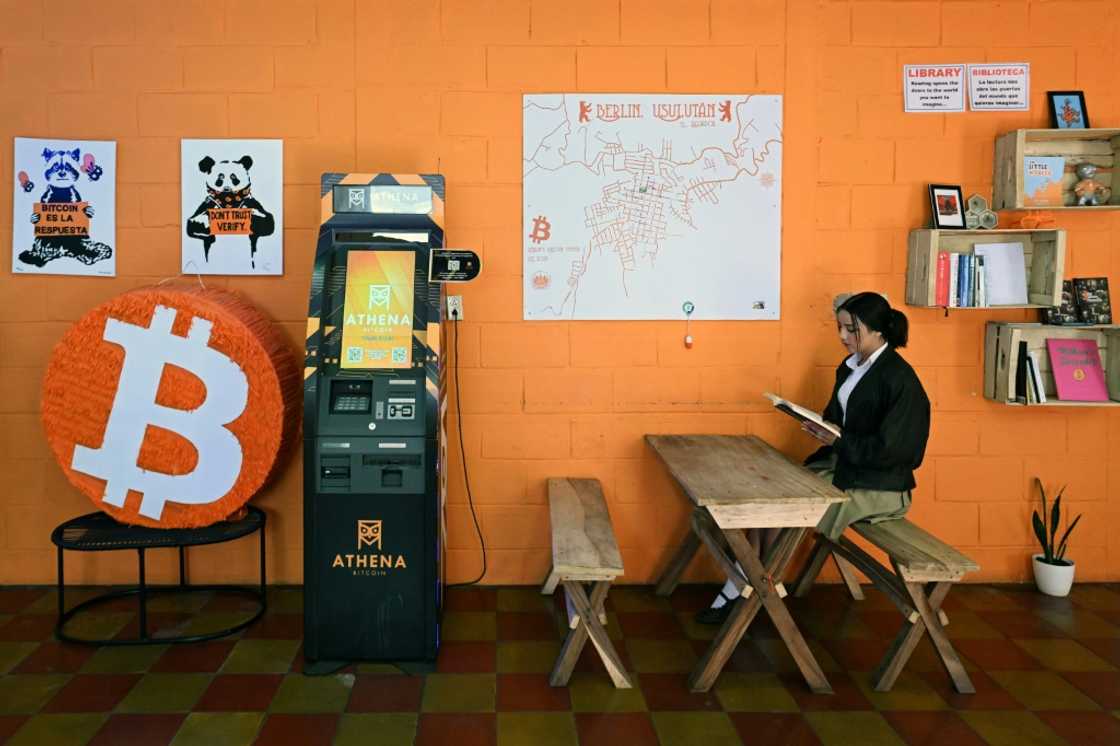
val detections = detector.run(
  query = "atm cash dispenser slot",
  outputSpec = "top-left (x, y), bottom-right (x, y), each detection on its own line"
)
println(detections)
top-left (316, 439), bottom-right (426, 494)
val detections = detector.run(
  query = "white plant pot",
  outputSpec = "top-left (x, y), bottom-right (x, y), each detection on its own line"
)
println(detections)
top-left (1032, 554), bottom-right (1075, 597)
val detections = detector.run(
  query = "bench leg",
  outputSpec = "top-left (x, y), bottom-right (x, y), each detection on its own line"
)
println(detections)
top-left (834, 555), bottom-right (865, 600)
top-left (792, 534), bottom-right (830, 598)
top-left (541, 566), bottom-right (560, 596)
top-left (551, 581), bottom-right (630, 689)
top-left (834, 537), bottom-right (918, 620)
top-left (873, 578), bottom-right (972, 694)
top-left (654, 517), bottom-right (702, 597)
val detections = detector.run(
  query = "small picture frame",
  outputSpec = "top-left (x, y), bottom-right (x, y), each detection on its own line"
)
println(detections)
top-left (928, 184), bottom-right (966, 229)
top-left (1048, 91), bottom-right (1089, 129)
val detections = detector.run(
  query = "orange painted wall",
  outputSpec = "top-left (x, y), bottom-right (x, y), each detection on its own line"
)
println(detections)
top-left (2, 0), bottom-right (1118, 586)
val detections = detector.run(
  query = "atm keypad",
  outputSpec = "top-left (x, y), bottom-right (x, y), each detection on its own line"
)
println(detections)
top-left (333, 395), bottom-right (371, 413)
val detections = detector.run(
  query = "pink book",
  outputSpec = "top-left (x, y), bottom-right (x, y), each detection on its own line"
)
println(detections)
top-left (1046, 338), bottom-right (1110, 401)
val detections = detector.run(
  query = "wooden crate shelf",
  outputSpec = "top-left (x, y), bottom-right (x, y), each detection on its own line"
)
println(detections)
top-left (906, 229), bottom-right (1065, 308)
top-left (983, 322), bottom-right (1120, 406)
top-left (993, 128), bottom-right (1120, 210)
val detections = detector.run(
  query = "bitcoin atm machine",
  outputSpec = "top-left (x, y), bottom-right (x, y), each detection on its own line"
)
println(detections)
top-left (303, 173), bottom-right (479, 663)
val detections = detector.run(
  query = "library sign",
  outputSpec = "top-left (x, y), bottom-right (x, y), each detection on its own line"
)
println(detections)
top-left (41, 286), bottom-right (301, 528)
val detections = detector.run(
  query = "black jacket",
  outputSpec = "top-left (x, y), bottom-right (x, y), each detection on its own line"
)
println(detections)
top-left (806, 347), bottom-right (930, 492)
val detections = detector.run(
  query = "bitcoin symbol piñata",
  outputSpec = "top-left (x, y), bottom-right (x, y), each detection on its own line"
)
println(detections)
top-left (71, 305), bottom-right (249, 520)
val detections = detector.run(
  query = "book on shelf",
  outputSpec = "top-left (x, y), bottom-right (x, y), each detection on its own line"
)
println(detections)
top-left (964, 254), bottom-right (974, 307)
top-left (976, 255), bottom-right (987, 307)
top-left (1045, 279), bottom-right (1089, 325)
top-left (935, 251), bottom-right (950, 306)
top-left (974, 242), bottom-right (1028, 306)
top-left (1027, 350), bottom-right (1048, 404)
top-left (763, 392), bottom-right (841, 437)
top-left (1023, 155), bottom-right (1066, 207)
top-left (1046, 338), bottom-right (1109, 401)
top-left (948, 252), bottom-right (960, 307)
top-left (1015, 340), bottom-right (1029, 403)
top-left (1072, 277), bottom-right (1112, 325)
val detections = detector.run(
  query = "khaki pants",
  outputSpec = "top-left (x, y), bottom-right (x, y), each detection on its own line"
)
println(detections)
top-left (713, 454), bottom-right (910, 607)
top-left (809, 454), bottom-right (911, 541)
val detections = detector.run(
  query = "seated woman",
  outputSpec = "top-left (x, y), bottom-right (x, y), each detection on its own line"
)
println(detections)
top-left (698, 292), bottom-right (931, 624)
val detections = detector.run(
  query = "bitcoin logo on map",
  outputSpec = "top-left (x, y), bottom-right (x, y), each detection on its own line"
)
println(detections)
top-left (41, 286), bottom-right (301, 528)
top-left (529, 215), bottom-right (551, 243)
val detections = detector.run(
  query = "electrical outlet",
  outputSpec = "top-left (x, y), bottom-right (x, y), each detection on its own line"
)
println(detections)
top-left (446, 295), bottom-right (464, 320)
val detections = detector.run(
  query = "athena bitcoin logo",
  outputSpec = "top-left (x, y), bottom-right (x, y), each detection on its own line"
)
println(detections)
top-left (42, 286), bottom-right (300, 528)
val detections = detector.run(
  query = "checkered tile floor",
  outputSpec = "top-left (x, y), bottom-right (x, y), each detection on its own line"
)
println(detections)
top-left (0, 584), bottom-right (1118, 745)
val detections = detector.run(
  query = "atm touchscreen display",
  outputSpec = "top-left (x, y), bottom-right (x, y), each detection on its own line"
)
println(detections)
top-left (339, 250), bottom-right (415, 369)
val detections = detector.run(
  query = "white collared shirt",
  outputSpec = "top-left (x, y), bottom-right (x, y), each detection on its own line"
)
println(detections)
top-left (838, 342), bottom-right (888, 425)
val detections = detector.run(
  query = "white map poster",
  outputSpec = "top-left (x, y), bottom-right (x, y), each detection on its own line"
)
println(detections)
top-left (523, 94), bottom-right (782, 320)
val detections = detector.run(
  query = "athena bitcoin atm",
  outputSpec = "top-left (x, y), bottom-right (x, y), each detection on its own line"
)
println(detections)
top-left (302, 173), bottom-right (477, 663)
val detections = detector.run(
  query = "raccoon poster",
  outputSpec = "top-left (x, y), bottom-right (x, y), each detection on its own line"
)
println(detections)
top-left (12, 137), bottom-right (116, 277)
top-left (180, 139), bottom-right (283, 275)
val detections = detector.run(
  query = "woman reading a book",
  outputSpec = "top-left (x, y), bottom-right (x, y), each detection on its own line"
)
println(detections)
top-left (698, 292), bottom-right (931, 624)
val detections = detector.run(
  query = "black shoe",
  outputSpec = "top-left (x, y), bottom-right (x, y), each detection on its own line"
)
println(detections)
top-left (694, 590), bottom-right (736, 625)
top-left (694, 604), bottom-right (733, 625)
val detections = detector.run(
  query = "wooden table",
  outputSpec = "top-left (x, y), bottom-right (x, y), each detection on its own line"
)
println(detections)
top-left (647, 434), bottom-right (848, 694)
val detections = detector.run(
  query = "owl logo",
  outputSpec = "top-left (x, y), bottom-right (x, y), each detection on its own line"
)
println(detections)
top-left (368, 285), bottom-right (391, 310)
top-left (358, 520), bottom-right (382, 550)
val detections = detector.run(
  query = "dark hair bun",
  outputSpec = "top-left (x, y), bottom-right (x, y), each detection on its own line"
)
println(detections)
top-left (838, 292), bottom-right (908, 348)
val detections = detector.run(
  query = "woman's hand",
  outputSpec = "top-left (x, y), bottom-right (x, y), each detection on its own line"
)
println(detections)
top-left (801, 420), bottom-right (839, 446)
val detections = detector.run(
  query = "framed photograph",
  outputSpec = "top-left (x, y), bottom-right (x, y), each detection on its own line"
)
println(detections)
top-left (1048, 91), bottom-right (1089, 129)
top-left (928, 184), bottom-right (966, 229)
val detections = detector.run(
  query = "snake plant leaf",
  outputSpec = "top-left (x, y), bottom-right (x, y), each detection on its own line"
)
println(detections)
top-left (1056, 514), bottom-right (1083, 561)
top-left (1032, 511), bottom-right (1050, 561)
top-left (1050, 494), bottom-right (1062, 548)
top-left (1037, 478), bottom-right (1049, 538)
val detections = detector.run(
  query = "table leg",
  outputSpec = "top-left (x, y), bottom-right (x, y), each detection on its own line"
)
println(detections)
top-left (692, 511), bottom-right (749, 597)
top-left (688, 526), bottom-right (823, 693)
top-left (56, 545), bottom-right (66, 625)
top-left (137, 548), bottom-right (148, 641)
top-left (729, 527), bottom-right (832, 694)
top-left (654, 519), bottom-right (701, 597)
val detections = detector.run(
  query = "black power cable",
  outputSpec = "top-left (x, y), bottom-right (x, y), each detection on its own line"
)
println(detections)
top-left (446, 309), bottom-right (487, 587)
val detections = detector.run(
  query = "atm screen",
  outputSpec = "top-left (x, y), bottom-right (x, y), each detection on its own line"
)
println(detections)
top-left (340, 250), bottom-right (415, 369)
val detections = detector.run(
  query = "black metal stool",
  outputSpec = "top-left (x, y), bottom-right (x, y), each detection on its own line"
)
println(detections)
top-left (51, 506), bottom-right (267, 645)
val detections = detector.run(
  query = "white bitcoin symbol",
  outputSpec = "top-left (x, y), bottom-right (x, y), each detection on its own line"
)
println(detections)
top-left (71, 305), bottom-right (249, 520)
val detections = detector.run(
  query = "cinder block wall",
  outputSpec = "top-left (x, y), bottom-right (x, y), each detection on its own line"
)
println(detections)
top-left (2, 0), bottom-right (1117, 584)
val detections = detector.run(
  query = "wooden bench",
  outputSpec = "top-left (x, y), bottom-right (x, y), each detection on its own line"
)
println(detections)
top-left (793, 518), bottom-right (979, 694)
top-left (540, 478), bottom-right (631, 689)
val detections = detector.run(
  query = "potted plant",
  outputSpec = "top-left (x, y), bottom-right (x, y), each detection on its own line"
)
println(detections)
top-left (1031, 478), bottom-right (1082, 597)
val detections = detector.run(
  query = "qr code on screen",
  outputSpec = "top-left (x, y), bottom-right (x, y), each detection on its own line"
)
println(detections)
top-left (392, 347), bottom-right (407, 363)
top-left (346, 346), bottom-right (363, 363)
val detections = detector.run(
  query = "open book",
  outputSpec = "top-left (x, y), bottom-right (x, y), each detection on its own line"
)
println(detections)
top-left (763, 392), bottom-right (841, 438)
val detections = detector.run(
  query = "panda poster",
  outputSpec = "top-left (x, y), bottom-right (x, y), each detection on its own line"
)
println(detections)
top-left (180, 139), bottom-right (283, 275)
top-left (12, 137), bottom-right (116, 277)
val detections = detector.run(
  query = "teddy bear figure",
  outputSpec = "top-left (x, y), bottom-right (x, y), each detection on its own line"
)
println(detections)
top-left (1074, 163), bottom-right (1111, 206)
